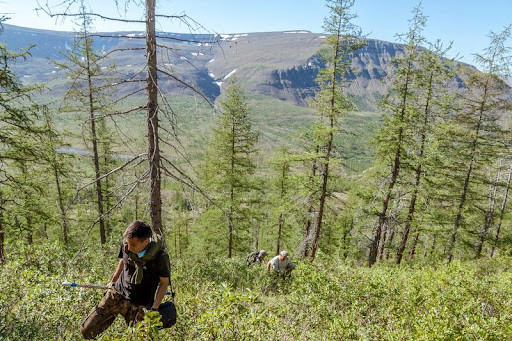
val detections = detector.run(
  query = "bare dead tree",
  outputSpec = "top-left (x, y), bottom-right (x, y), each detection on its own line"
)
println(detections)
top-left (38, 0), bottom-right (218, 237)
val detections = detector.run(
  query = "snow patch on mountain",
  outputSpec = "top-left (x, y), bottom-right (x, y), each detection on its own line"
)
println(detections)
top-left (224, 69), bottom-right (237, 80)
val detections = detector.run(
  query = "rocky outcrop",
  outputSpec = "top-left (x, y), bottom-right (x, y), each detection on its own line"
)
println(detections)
top-left (260, 39), bottom-right (405, 109)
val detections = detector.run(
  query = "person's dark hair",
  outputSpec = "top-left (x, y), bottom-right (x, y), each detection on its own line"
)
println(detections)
top-left (123, 220), bottom-right (153, 240)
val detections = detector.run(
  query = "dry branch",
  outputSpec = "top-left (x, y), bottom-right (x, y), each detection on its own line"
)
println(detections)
top-left (157, 68), bottom-right (212, 105)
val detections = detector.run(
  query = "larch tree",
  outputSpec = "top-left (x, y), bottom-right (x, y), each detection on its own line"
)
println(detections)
top-left (39, 0), bottom-right (216, 237)
top-left (0, 22), bottom-right (47, 261)
top-left (268, 147), bottom-right (296, 255)
top-left (202, 79), bottom-right (258, 258)
top-left (446, 26), bottom-right (511, 262)
top-left (395, 41), bottom-right (455, 265)
top-left (299, 0), bottom-right (364, 260)
top-left (40, 107), bottom-right (75, 244)
top-left (56, 8), bottom-right (115, 244)
top-left (369, 4), bottom-right (426, 266)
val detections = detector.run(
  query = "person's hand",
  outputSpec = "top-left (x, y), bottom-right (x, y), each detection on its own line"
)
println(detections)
top-left (107, 282), bottom-right (115, 289)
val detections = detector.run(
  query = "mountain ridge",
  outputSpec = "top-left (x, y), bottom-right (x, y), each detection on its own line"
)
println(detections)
top-left (0, 24), bottom-right (485, 110)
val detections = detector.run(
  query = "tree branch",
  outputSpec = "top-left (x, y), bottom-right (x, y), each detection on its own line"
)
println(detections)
top-left (157, 68), bottom-right (212, 105)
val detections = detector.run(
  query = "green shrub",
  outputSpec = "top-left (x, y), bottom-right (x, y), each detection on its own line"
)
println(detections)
top-left (2, 241), bottom-right (512, 340)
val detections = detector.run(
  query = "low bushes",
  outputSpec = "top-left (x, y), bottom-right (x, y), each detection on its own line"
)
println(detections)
top-left (1, 243), bottom-right (512, 340)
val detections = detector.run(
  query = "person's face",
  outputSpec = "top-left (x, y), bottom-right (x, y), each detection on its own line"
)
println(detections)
top-left (279, 255), bottom-right (287, 261)
top-left (126, 237), bottom-right (150, 253)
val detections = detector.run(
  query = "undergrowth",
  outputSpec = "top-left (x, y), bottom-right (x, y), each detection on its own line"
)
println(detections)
top-left (1, 242), bottom-right (512, 340)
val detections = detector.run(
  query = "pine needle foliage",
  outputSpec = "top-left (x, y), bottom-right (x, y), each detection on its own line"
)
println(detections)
top-left (201, 79), bottom-right (259, 258)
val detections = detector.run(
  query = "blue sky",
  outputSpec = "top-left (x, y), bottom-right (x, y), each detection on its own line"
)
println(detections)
top-left (2, 0), bottom-right (511, 64)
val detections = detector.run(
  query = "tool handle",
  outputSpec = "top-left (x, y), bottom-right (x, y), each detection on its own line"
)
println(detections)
top-left (62, 282), bottom-right (108, 289)
top-left (62, 282), bottom-right (171, 295)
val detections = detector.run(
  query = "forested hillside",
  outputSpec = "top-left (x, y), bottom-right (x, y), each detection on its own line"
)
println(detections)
top-left (1, 0), bottom-right (512, 340)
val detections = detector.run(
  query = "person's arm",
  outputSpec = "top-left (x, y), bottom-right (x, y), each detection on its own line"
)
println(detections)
top-left (110, 259), bottom-right (124, 283)
top-left (266, 260), bottom-right (271, 271)
top-left (151, 277), bottom-right (170, 310)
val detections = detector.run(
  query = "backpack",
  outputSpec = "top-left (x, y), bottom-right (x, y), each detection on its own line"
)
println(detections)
top-left (246, 251), bottom-right (259, 266)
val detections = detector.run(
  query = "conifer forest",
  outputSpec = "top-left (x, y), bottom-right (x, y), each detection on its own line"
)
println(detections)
top-left (1, 0), bottom-right (512, 340)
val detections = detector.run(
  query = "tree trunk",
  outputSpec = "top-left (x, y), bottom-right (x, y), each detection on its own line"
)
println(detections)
top-left (86, 41), bottom-right (106, 245)
top-left (370, 142), bottom-right (401, 266)
top-left (20, 166), bottom-right (33, 246)
top-left (103, 154), bottom-right (111, 235)
top-left (0, 188), bottom-right (4, 264)
top-left (26, 215), bottom-right (33, 246)
top-left (146, 0), bottom-right (163, 235)
top-left (369, 63), bottom-right (412, 267)
top-left (491, 161), bottom-right (512, 257)
top-left (448, 158), bottom-right (474, 263)
top-left (310, 25), bottom-right (341, 260)
top-left (227, 110), bottom-right (236, 258)
top-left (227, 210), bottom-right (233, 258)
top-left (310, 108), bottom-right (333, 261)
top-left (253, 218), bottom-right (259, 251)
top-left (396, 71), bottom-right (433, 264)
top-left (53, 164), bottom-right (69, 244)
top-left (276, 213), bottom-right (283, 255)
top-left (342, 216), bottom-right (353, 259)
top-left (378, 222), bottom-right (388, 261)
top-left (447, 83), bottom-right (488, 263)
top-left (385, 226), bottom-right (395, 260)
top-left (476, 168), bottom-right (500, 257)
top-left (396, 180), bottom-right (419, 264)
top-left (409, 231), bottom-right (420, 259)
top-left (0, 229), bottom-right (4, 264)
top-left (300, 146), bottom-right (319, 258)
top-left (174, 223), bottom-right (178, 259)
top-left (135, 185), bottom-right (139, 221)
top-left (276, 162), bottom-right (287, 254)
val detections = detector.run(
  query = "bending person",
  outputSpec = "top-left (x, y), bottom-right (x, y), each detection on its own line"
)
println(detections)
top-left (267, 250), bottom-right (296, 274)
top-left (81, 221), bottom-right (170, 339)
top-left (246, 250), bottom-right (268, 266)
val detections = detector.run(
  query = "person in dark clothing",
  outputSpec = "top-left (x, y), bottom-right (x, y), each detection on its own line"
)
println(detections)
top-left (81, 221), bottom-right (170, 340)
top-left (246, 250), bottom-right (268, 266)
